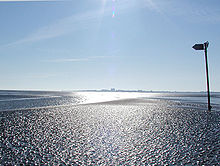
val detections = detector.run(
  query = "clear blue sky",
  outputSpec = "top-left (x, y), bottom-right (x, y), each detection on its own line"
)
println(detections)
top-left (0, 0), bottom-right (220, 91)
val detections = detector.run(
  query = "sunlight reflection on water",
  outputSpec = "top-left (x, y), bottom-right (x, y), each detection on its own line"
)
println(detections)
top-left (1, 91), bottom-right (219, 165)
top-left (0, 91), bottom-right (219, 111)
top-left (75, 92), bottom-right (157, 104)
top-left (1, 100), bottom-right (219, 165)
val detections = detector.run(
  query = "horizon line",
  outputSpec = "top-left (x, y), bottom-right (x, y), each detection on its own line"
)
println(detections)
top-left (0, 89), bottom-right (219, 93)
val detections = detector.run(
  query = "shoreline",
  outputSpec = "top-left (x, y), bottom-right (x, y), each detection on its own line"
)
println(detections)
top-left (0, 97), bottom-right (219, 112)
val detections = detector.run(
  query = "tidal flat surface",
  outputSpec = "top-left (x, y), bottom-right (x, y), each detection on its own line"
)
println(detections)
top-left (1, 97), bottom-right (219, 165)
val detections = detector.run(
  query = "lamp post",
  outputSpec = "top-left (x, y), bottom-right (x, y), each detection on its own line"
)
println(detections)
top-left (192, 41), bottom-right (212, 111)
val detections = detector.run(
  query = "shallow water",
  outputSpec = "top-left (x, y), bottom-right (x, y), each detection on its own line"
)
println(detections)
top-left (0, 91), bottom-right (220, 165)
top-left (0, 90), bottom-right (219, 111)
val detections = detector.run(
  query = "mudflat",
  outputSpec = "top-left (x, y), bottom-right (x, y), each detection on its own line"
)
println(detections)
top-left (1, 99), bottom-right (219, 165)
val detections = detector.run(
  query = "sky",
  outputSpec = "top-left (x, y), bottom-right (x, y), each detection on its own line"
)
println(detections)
top-left (0, 0), bottom-right (220, 91)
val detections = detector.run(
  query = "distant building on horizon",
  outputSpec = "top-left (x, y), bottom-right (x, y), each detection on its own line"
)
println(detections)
top-left (111, 88), bottom-right (116, 92)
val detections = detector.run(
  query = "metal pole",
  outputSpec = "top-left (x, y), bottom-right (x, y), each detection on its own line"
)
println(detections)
top-left (204, 43), bottom-right (211, 111)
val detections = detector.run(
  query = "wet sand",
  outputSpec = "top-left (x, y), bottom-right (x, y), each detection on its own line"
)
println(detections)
top-left (1, 99), bottom-right (219, 165)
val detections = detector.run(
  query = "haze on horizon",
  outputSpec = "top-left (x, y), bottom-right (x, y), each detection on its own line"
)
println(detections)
top-left (0, 0), bottom-right (220, 91)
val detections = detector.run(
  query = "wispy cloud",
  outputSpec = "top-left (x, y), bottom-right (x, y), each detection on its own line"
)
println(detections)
top-left (48, 58), bottom-right (89, 63)
top-left (184, 8), bottom-right (220, 23)
top-left (3, 9), bottom-right (103, 47)
top-left (0, 0), bottom-right (58, 1)
top-left (1, 0), bottom-right (164, 48)
top-left (0, 0), bottom-right (63, 1)
top-left (142, 0), bottom-right (163, 14)
top-left (157, 0), bottom-right (220, 23)
top-left (47, 55), bottom-right (117, 63)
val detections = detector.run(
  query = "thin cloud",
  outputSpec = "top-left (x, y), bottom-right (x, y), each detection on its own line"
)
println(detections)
top-left (158, 0), bottom-right (220, 23)
top-left (143, 0), bottom-right (163, 14)
top-left (49, 58), bottom-right (89, 62)
top-left (187, 8), bottom-right (220, 23)
top-left (46, 55), bottom-right (117, 63)
top-left (0, 0), bottom-right (60, 1)
top-left (2, 8), bottom-right (108, 48)
top-left (1, 0), bottom-right (163, 48)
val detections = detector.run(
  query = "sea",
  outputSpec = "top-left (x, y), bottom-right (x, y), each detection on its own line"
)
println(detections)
top-left (0, 90), bottom-right (219, 112)
top-left (1, 90), bottom-right (220, 165)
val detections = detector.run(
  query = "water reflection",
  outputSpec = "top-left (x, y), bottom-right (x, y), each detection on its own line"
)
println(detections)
top-left (0, 90), bottom-right (219, 111)
top-left (0, 91), bottom-right (219, 165)
top-left (75, 92), bottom-right (156, 104)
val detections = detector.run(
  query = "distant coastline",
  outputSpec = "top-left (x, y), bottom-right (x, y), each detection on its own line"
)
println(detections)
top-left (0, 89), bottom-right (219, 93)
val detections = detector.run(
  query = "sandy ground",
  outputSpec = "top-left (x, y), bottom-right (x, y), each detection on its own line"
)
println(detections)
top-left (1, 98), bottom-right (219, 165)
